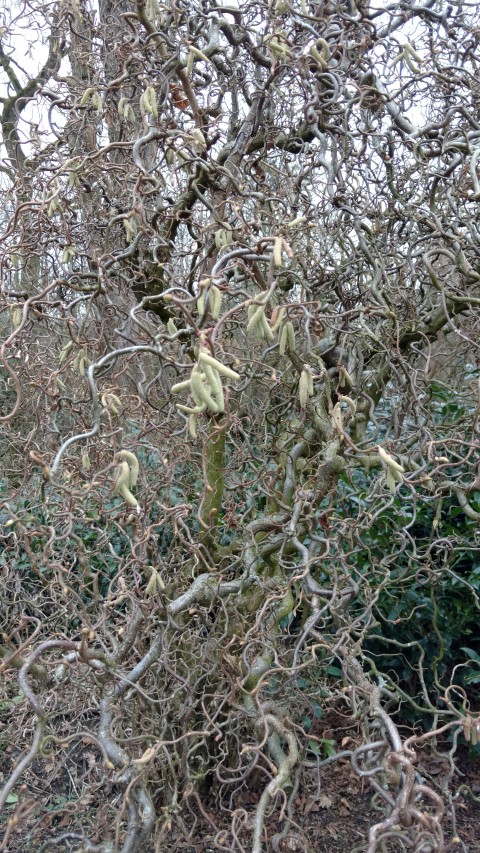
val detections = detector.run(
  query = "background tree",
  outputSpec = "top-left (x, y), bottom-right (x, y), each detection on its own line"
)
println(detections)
top-left (1, 1), bottom-right (480, 851)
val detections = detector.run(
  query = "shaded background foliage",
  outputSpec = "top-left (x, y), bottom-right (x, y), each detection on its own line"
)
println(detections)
top-left (1, 1), bottom-right (480, 851)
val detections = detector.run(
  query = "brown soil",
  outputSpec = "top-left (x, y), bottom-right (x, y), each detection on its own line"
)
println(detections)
top-left (2, 703), bottom-right (480, 852)
top-left (171, 748), bottom-right (480, 853)
top-left (2, 746), bottom-right (480, 852)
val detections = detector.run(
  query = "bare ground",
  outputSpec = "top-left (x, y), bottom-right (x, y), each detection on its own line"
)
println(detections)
top-left (2, 704), bottom-right (480, 853)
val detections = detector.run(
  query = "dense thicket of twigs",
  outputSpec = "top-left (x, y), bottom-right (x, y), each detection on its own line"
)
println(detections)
top-left (1, 1), bottom-right (480, 851)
